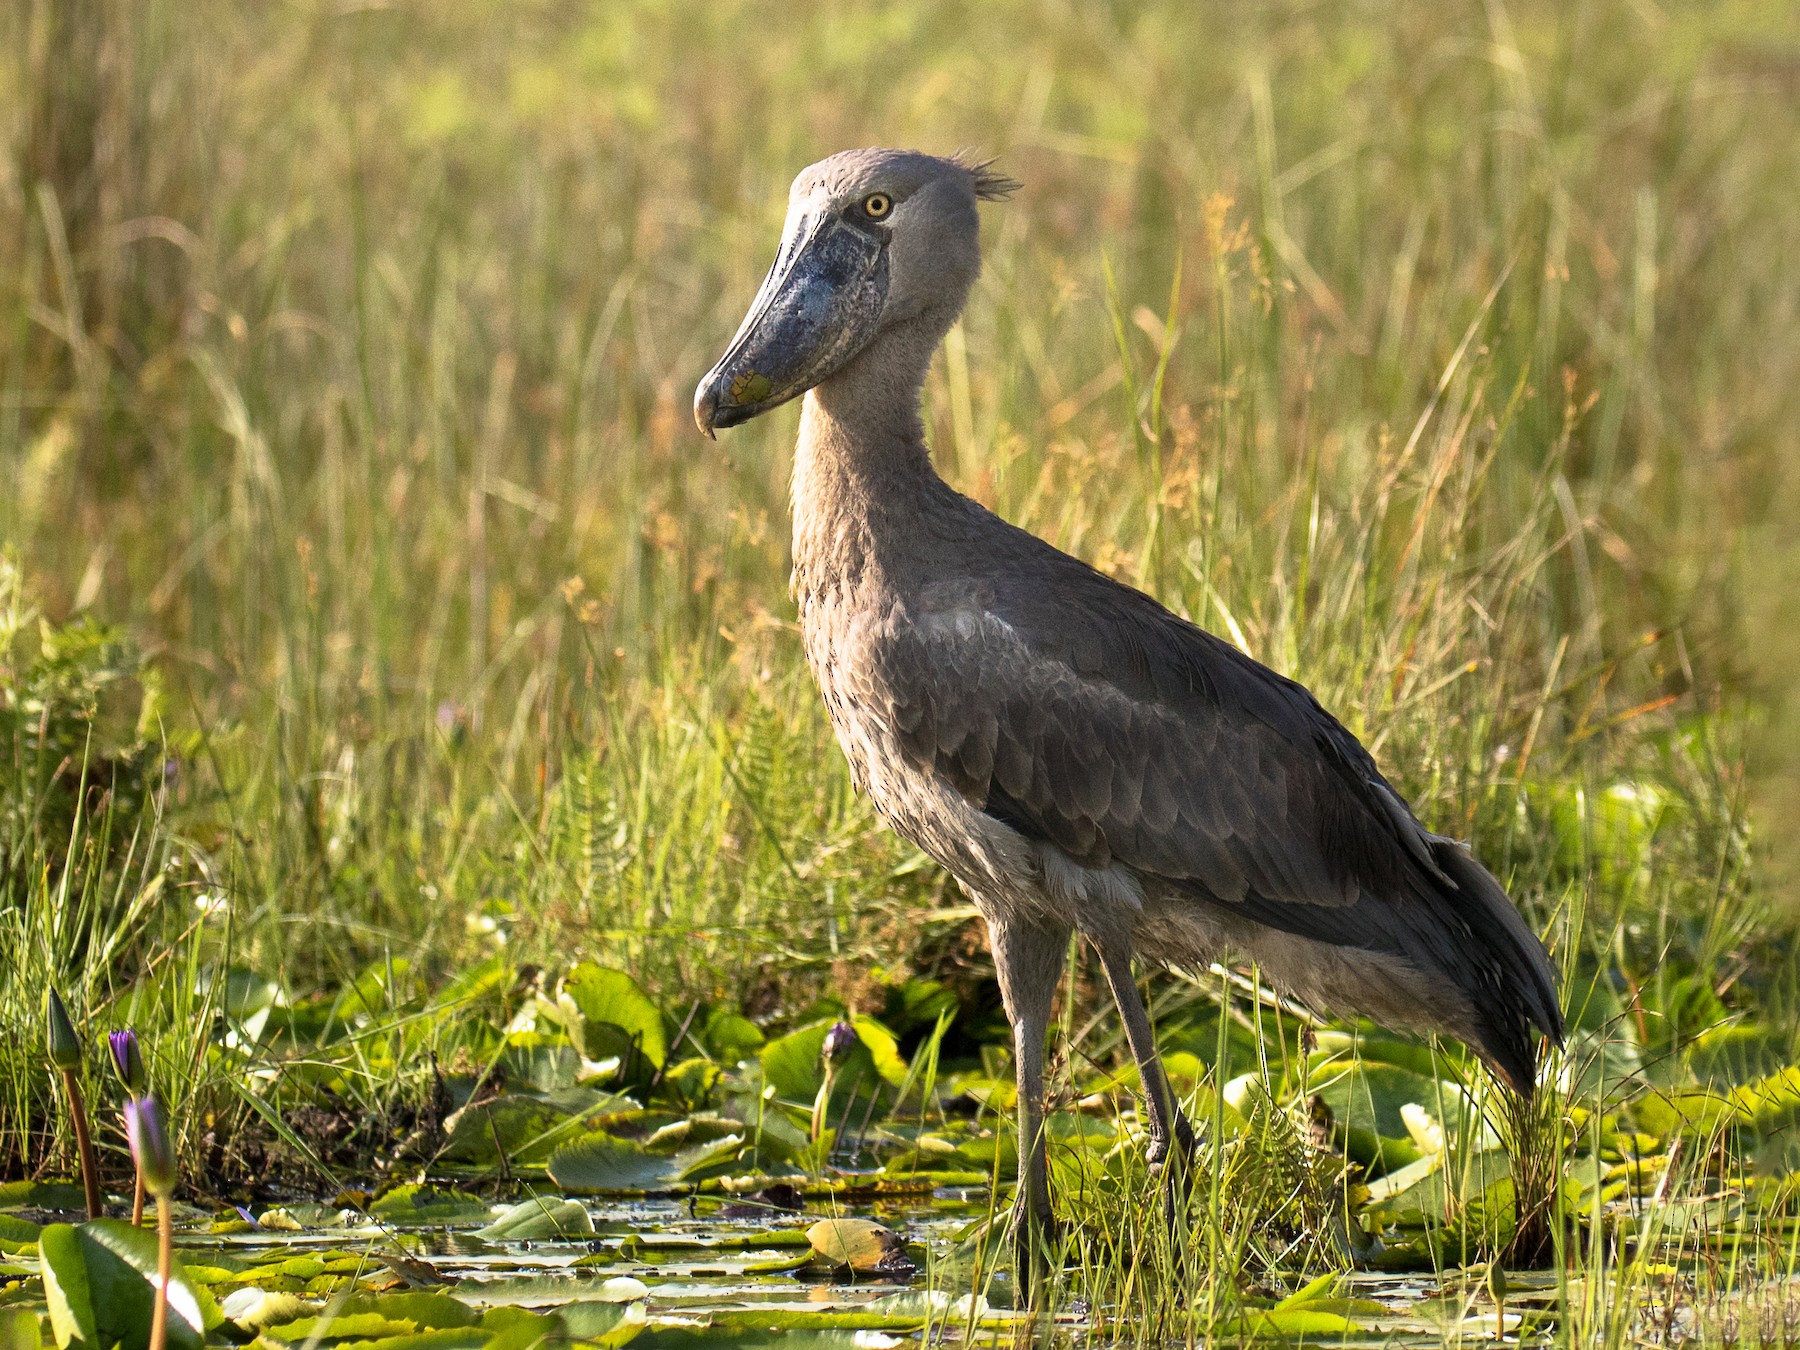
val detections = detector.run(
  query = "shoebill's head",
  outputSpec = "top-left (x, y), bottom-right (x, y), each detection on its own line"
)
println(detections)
top-left (694, 148), bottom-right (1017, 436)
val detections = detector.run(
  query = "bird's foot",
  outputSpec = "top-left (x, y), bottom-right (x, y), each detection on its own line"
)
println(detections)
top-left (1144, 1113), bottom-right (1197, 1172)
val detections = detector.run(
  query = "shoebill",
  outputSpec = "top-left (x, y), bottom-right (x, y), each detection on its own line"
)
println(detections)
top-left (693, 148), bottom-right (1563, 1268)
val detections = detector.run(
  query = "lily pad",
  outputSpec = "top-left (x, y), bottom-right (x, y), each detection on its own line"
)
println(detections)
top-left (557, 964), bottom-right (667, 1071)
top-left (0, 1309), bottom-right (37, 1350)
top-left (439, 1088), bottom-right (632, 1165)
top-left (805, 1218), bottom-right (916, 1276)
top-left (369, 1184), bottom-right (492, 1224)
top-left (40, 1219), bottom-right (215, 1350)
top-left (1366, 1148), bottom-right (1513, 1224)
top-left (218, 1287), bottom-right (315, 1331)
top-left (547, 1130), bottom-right (744, 1193)
top-left (1314, 1062), bottom-right (1469, 1142)
top-left (703, 1010), bottom-right (765, 1065)
top-left (476, 1197), bottom-right (595, 1240)
top-left (0, 1181), bottom-right (86, 1212)
top-left (0, 1214), bottom-right (40, 1254)
top-left (1217, 1308), bottom-right (1363, 1337)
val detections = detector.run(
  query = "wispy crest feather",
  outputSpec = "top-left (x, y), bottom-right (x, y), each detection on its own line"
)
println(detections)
top-left (954, 150), bottom-right (1021, 201)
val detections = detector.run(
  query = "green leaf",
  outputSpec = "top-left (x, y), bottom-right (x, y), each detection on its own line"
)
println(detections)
top-left (0, 1309), bottom-right (38, 1350)
top-left (0, 1180), bottom-right (86, 1211)
top-left (557, 1300), bottom-right (646, 1345)
top-left (701, 1010), bottom-right (764, 1064)
top-left (266, 1312), bottom-right (420, 1340)
top-left (368, 1184), bottom-right (491, 1224)
top-left (1335, 1125), bottom-right (1425, 1178)
top-left (805, 1218), bottom-right (914, 1275)
top-left (760, 1017), bottom-right (905, 1105)
top-left (40, 1219), bottom-right (212, 1350)
top-left (547, 1132), bottom-right (743, 1193)
top-left (656, 1057), bottom-right (722, 1108)
top-left (760, 1022), bottom-right (831, 1101)
top-left (1311, 1030), bottom-right (1466, 1081)
top-left (38, 1224), bottom-right (96, 1350)
top-left (476, 1197), bottom-right (595, 1240)
top-left (218, 1287), bottom-right (314, 1332)
top-left (335, 1292), bottom-right (478, 1328)
top-left (438, 1088), bottom-right (632, 1166)
top-left (1219, 1308), bottom-right (1363, 1336)
top-left (557, 965), bottom-right (667, 1070)
top-left (454, 1274), bottom-right (647, 1309)
top-left (546, 1136), bottom-right (680, 1192)
top-left (851, 1016), bottom-right (907, 1087)
top-left (1274, 1271), bottom-right (1341, 1308)
top-left (1366, 1148), bottom-right (1513, 1223)
top-left (333, 957), bottom-right (413, 1021)
top-left (0, 1213), bottom-right (40, 1254)
top-left (1314, 1062), bottom-right (1471, 1142)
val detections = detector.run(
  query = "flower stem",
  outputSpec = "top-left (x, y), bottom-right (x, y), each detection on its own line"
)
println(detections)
top-left (132, 1171), bottom-right (145, 1227)
top-left (150, 1198), bottom-right (171, 1350)
top-left (61, 1069), bottom-right (102, 1220)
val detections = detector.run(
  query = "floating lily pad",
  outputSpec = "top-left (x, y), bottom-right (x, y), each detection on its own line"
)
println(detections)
top-left (1217, 1308), bottom-right (1363, 1337)
top-left (0, 1180), bottom-right (86, 1212)
top-left (265, 1311), bottom-right (422, 1340)
top-left (476, 1197), bottom-right (595, 1240)
top-left (218, 1287), bottom-right (315, 1331)
top-left (440, 1087), bottom-right (633, 1166)
top-left (547, 1130), bottom-right (744, 1193)
top-left (805, 1218), bottom-right (916, 1276)
top-left (0, 1214), bottom-right (40, 1254)
top-left (40, 1219), bottom-right (215, 1350)
top-left (369, 1184), bottom-right (492, 1224)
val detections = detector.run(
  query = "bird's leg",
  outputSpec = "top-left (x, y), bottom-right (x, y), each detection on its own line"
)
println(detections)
top-left (987, 910), bottom-right (1070, 1300)
top-left (1095, 942), bottom-right (1195, 1209)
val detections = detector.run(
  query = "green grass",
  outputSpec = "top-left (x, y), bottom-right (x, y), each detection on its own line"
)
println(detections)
top-left (3, 0), bottom-right (1800, 1342)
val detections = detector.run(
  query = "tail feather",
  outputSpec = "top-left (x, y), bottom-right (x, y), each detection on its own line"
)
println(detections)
top-left (1429, 837), bottom-right (1565, 1094)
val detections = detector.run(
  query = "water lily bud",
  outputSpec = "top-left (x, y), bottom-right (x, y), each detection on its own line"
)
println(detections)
top-left (109, 1030), bottom-right (148, 1094)
top-left (125, 1096), bottom-right (177, 1197)
top-left (1487, 1260), bottom-right (1509, 1302)
top-left (821, 1021), bottom-right (857, 1062)
top-left (45, 989), bottom-right (82, 1071)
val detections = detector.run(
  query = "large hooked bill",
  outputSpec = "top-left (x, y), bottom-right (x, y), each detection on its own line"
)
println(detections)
top-left (694, 206), bottom-right (889, 436)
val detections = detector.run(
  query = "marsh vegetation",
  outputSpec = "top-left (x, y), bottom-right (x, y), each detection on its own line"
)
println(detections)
top-left (2, 0), bottom-right (1798, 1344)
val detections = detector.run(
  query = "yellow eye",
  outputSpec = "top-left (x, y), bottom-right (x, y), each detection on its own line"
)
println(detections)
top-left (861, 193), bottom-right (893, 219)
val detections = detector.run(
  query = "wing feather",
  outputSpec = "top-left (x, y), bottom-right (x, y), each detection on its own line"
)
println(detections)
top-left (870, 564), bottom-right (1563, 1074)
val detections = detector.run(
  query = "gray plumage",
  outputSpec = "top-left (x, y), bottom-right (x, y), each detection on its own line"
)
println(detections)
top-left (695, 147), bottom-right (1564, 1257)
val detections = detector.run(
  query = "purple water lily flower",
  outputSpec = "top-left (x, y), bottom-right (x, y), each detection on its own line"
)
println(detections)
top-left (821, 1020), bottom-right (858, 1061)
top-left (109, 1030), bottom-right (148, 1094)
top-left (125, 1096), bottom-right (177, 1198)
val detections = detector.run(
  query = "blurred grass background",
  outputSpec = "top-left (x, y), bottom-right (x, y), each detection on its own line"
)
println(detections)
top-left (2, 0), bottom-right (1798, 1174)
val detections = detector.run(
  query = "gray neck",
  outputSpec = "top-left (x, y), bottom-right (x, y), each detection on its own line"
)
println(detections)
top-left (791, 310), bottom-right (958, 587)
